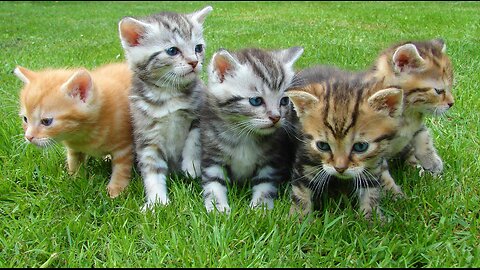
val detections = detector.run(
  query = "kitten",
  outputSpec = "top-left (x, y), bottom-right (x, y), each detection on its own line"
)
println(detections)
top-left (14, 62), bottom-right (134, 198)
top-left (118, 6), bottom-right (213, 210)
top-left (287, 74), bottom-right (405, 220)
top-left (200, 47), bottom-right (303, 213)
top-left (296, 38), bottom-right (454, 196)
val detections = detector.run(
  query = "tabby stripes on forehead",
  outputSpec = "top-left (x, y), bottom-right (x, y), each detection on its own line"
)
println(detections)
top-left (241, 50), bottom-right (286, 92)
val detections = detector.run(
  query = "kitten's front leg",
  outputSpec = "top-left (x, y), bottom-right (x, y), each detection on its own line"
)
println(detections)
top-left (380, 159), bottom-right (404, 198)
top-left (412, 126), bottom-right (443, 176)
top-left (107, 145), bottom-right (133, 198)
top-left (202, 165), bottom-right (230, 213)
top-left (289, 180), bottom-right (314, 220)
top-left (66, 147), bottom-right (86, 175)
top-left (181, 127), bottom-right (201, 178)
top-left (250, 166), bottom-right (279, 210)
top-left (138, 146), bottom-right (170, 211)
top-left (357, 187), bottom-right (384, 221)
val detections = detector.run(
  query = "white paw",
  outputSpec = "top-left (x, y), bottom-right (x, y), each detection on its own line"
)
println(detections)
top-left (249, 197), bottom-right (274, 210)
top-left (140, 196), bottom-right (170, 213)
top-left (205, 200), bottom-right (231, 214)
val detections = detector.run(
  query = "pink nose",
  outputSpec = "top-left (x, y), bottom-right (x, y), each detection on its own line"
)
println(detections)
top-left (334, 166), bottom-right (347, 173)
top-left (188, 61), bottom-right (198, 69)
top-left (26, 136), bottom-right (34, 142)
top-left (269, 115), bottom-right (280, 124)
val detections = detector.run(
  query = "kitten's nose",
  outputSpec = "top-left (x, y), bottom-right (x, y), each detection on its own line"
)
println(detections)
top-left (26, 135), bottom-right (34, 142)
top-left (448, 102), bottom-right (454, 108)
top-left (334, 166), bottom-right (347, 173)
top-left (188, 61), bottom-right (198, 69)
top-left (269, 115), bottom-right (280, 124)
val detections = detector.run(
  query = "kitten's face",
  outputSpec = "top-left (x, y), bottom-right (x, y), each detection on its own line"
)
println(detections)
top-left (384, 39), bottom-right (454, 116)
top-left (208, 47), bottom-right (303, 136)
top-left (289, 83), bottom-right (404, 182)
top-left (119, 6), bottom-right (213, 87)
top-left (15, 67), bottom-right (96, 147)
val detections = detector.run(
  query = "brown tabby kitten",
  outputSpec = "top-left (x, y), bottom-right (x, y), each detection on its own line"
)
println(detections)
top-left (14, 62), bottom-right (134, 198)
top-left (296, 38), bottom-right (454, 196)
top-left (287, 72), bottom-right (405, 221)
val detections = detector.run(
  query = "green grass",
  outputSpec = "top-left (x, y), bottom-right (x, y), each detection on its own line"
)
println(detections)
top-left (1, 1), bottom-right (479, 267)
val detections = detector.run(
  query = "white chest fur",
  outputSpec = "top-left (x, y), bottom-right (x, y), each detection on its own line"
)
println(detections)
top-left (229, 138), bottom-right (260, 180)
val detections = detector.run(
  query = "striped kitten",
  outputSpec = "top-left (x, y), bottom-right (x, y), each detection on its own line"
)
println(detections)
top-left (287, 74), bottom-right (405, 220)
top-left (296, 38), bottom-right (454, 196)
top-left (15, 63), bottom-right (134, 198)
top-left (366, 38), bottom-right (454, 194)
top-left (118, 6), bottom-right (213, 210)
top-left (200, 47), bottom-right (303, 213)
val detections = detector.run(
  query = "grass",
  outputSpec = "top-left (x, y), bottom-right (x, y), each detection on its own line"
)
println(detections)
top-left (1, 1), bottom-right (479, 267)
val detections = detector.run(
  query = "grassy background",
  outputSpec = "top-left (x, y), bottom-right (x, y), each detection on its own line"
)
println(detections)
top-left (1, 1), bottom-right (479, 267)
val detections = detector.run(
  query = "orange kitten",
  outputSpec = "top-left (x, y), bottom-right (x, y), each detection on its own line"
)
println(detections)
top-left (14, 62), bottom-right (134, 198)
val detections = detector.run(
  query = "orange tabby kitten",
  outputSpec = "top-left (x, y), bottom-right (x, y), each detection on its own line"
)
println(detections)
top-left (14, 62), bottom-right (133, 198)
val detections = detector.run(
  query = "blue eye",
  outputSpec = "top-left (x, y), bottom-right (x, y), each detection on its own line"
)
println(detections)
top-left (352, 142), bottom-right (369, 153)
top-left (280, 97), bottom-right (289, 106)
top-left (195, 44), bottom-right (203, 53)
top-left (41, 118), bottom-right (53, 126)
top-left (249, 97), bottom-right (263, 106)
top-left (316, 141), bottom-right (330, 152)
top-left (166, 47), bottom-right (179, 56)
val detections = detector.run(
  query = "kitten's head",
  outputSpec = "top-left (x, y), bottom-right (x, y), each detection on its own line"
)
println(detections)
top-left (376, 38), bottom-right (454, 116)
top-left (207, 47), bottom-right (304, 136)
top-left (14, 66), bottom-right (99, 148)
top-left (288, 79), bottom-right (404, 182)
top-left (118, 6), bottom-right (213, 87)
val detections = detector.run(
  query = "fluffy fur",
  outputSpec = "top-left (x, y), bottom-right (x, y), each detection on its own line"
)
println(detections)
top-left (15, 62), bottom-right (134, 198)
top-left (294, 38), bottom-right (454, 196)
top-left (200, 47), bottom-right (304, 213)
top-left (118, 6), bottom-right (213, 210)
top-left (287, 72), bottom-right (405, 221)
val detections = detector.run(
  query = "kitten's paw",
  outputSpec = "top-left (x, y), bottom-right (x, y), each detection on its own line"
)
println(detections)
top-left (417, 155), bottom-right (443, 176)
top-left (141, 196), bottom-right (170, 212)
top-left (181, 160), bottom-right (200, 179)
top-left (249, 197), bottom-right (274, 210)
top-left (106, 181), bottom-right (129, 198)
top-left (205, 201), bottom-right (231, 214)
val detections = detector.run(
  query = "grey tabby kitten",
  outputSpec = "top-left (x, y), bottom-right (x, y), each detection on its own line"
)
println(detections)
top-left (118, 6), bottom-right (213, 210)
top-left (200, 47), bottom-right (304, 213)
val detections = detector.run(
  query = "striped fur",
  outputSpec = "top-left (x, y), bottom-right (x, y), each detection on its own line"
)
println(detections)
top-left (294, 38), bottom-right (454, 196)
top-left (200, 47), bottom-right (303, 213)
top-left (15, 63), bottom-right (134, 198)
top-left (118, 6), bottom-right (213, 210)
top-left (287, 72), bottom-right (405, 221)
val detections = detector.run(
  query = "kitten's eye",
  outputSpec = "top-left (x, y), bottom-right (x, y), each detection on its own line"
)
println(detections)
top-left (249, 97), bottom-right (263, 106)
top-left (316, 141), bottom-right (331, 152)
top-left (352, 142), bottom-right (369, 153)
top-left (195, 44), bottom-right (203, 53)
top-left (280, 97), bottom-right (290, 106)
top-left (166, 47), bottom-right (180, 56)
top-left (434, 88), bottom-right (445, 95)
top-left (41, 118), bottom-right (53, 126)
top-left (22, 116), bottom-right (28, 123)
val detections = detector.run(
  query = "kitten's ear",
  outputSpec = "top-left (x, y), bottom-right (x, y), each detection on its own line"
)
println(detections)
top-left (392, 44), bottom-right (426, 73)
top-left (62, 69), bottom-right (94, 104)
top-left (187, 5), bottom-right (213, 24)
top-left (119, 17), bottom-right (150, 47)
top-left (211, 49), bottom-right (240, 83)
top-left (368, 87), bottom-right (404, 118)
top-left (273, 46), bottom-right (304, 67)
top-left (286, 90), bottom-right (319, 117)
top-left (14, 66), bottom-right (36, 84)
top-left (432, 38), bottom-right (447, 53)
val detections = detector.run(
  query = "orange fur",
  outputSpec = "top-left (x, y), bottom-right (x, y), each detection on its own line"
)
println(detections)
top-left (16, 62), bottom-right (134, 198)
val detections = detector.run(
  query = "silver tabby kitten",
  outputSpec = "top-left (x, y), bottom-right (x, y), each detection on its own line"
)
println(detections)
top-left (200, 47), bottom-right (304, 213)
top-left (118, 6), bottom-right (213, 210)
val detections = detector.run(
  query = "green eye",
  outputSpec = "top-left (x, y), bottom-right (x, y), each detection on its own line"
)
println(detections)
top-left (316, 141), bottom-right (331, 152)
top-left (352, 142), bottom-right (369, 153)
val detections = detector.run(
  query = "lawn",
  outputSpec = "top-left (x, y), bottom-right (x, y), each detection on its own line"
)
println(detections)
top-left (1, 1), bottom-right (479, 267)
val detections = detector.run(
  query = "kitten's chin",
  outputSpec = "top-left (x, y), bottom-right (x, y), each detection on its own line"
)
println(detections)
top-left (254, 126), bottom-right (278, 135)
top-left (28, 139), bottom-right (51, 148)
